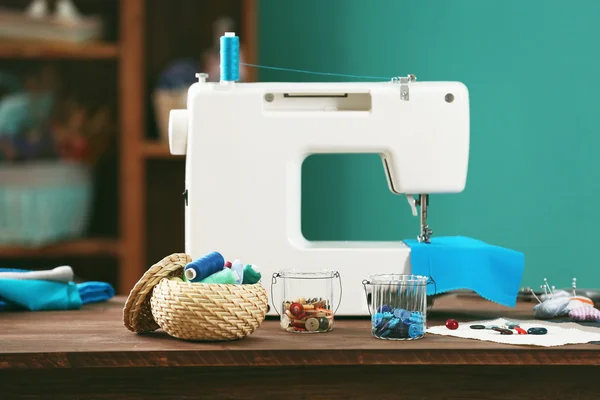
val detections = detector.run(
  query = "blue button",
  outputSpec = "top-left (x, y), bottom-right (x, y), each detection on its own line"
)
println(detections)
top-left (373, 312), bottom-right (383, 326)
top-left (393, 308), bottom-right (404, 318)
top-left (388, 317), bottom-right (400, 329)
top-left (377, 305), bottom-right (393, 313)
top-left (409, 323), bottom-right (423, 338)
top-left (400, 310), bottom-right (411, 323)
top-left (409, 312), bottom-right (424, 324)
top-left (377, 320), bottom-right (391, 334)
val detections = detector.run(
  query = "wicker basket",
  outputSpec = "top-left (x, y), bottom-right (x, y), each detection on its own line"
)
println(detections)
top-left (123, 253), bottom-right (269, 341)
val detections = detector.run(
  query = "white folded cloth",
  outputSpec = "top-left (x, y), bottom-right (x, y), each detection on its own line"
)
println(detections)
top-left (0, 266), bottom-right (74, 283)
top-left (427, 317), bottom-right (600, 347)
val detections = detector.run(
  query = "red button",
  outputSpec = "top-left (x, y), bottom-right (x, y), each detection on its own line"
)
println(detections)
top-left (224, 261), bottom-right (232, 268)
top-left (445, 319), bottom-right (459, 330)
top-left (290, 302), bottom-right (304, 317)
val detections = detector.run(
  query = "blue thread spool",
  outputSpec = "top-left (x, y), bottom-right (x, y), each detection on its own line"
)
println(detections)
top-left (220, 32), bottom-right (240, 82)
top-left (184, 251), bottom-right (225, 282)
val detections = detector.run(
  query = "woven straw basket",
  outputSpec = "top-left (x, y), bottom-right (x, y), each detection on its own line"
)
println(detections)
top-left (123, 253), bottom-right (269, 341)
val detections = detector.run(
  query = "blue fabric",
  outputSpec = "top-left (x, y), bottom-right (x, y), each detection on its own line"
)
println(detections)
top-left (77, 281), bottom-right (115, 304)
top-left (0, 270), bottom-right (115, 311)
top-left (0, 279), bottom-right (82, 311)
top-left (404, 236), bottom-right (525, 307)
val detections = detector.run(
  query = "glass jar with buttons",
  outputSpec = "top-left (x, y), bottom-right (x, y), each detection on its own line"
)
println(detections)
top-left (362, 274), bottom-right (434, 340)
top-left (271, 269), bottom-right (342, 333)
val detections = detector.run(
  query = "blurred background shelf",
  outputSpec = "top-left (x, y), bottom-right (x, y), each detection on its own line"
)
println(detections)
top-left (0, 0), bottom-right (256, 295)
top-left (0, 238), bottom-right (120, 258)
top-left (0, 40), bottom-right (119, 59)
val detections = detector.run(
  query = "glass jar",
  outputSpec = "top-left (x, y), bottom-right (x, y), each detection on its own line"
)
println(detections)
top-left (362, 274), bottom-right (432, 340)
top-left (271, 269), bottom-right (341, 333)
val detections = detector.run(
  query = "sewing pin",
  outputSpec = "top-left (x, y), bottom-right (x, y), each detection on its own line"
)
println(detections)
top-left (529, 288), bottom-right (542, 304)
top-left (572, 278), bottom-right (577, 296)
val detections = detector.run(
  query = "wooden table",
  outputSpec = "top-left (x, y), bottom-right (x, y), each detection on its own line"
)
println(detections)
top-left (1, 295), bottom-right (599, 399)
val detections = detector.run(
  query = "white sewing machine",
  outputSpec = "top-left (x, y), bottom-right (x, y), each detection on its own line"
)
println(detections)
top-left (169, 64), bottom-right (469, 316)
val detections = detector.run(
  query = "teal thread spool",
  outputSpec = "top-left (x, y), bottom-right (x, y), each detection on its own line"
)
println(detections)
top-left (242, 265), bottom-right (261, 284)
top-left (220, 32), bottom-right (240, 82)
top-left (199, 268), bottom-right (239, 285)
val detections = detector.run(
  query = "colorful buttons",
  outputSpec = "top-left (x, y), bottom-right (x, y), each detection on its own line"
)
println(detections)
top-left (281, 298), bottom-right (334, 333)
top-left (373, 312), bottom-right (383, 327)
top-left (514, 327), bottom-right (527, 335)
top-left (305, 317), bottom-right (319, 332)
top-left (400, 310), bottom-right (412, 324)
top-left (409, 312), bottom-right (424, 324)
top-left (378, 305), bottom-right (393, 313)
top-left (318, 317), bottom-right (329, 330)
top-left (280, 313), bottom-right (290, 330)
top-left (371, 306), bottom-right (425, 340)
top-left (470, 324), bottom-right (486, 329)
top-left (289, 302), bottom-right (304, 317)
top-left (527, 327), bottom-right (547, 335)
top-left (445, 319), bottom-right (459, 330)
top-left (492, 327), bottom-right (513, 335)
top-left (409, 323), bottom-right (423, 338)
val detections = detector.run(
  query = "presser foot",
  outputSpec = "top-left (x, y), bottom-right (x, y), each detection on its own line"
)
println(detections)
top-left (418, 225), bottom-right (433, 244)
top-left (413, 194), bottom-right (432, 244)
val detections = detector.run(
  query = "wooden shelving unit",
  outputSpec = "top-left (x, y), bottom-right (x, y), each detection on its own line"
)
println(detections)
top-left (0, 0), bottom-right (139, 294)
top-left (0, 40), bottom-right (119, 59)
top-left (0, 238), bottom-right (120, 258)
top-left (0, 0), bottom-right (256, 295)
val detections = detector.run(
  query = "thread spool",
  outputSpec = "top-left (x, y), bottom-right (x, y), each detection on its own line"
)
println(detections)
top-left (242, 264), bottom-right (261, 284)
top-left (220, 32), bottom-right (240, 82)
top-left (230, 259), bottom-right (244, 284)
top-left (200, 268), bottom-right (239, 285)
top-left (184, 251), bottom-right (225, 282)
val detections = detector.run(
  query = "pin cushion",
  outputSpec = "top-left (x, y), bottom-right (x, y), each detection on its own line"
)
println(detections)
top-left (123, 253), bottom-right (268, 341)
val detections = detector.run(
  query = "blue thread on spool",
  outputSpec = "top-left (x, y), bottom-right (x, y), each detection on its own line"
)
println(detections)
top-left (184, 251), bottom-right (225, 282)
top-left (220, 32), bottom-right (240, 81)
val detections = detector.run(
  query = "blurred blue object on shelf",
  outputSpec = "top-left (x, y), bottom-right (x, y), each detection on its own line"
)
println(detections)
top-left (0, 161), bottom-right (93, 247)
top-left (156, 58), bottom-right (199, 90)
top-left (0, 91), bottom-right (54, 138)
top-left (0, 267), bottom-right (115, 311)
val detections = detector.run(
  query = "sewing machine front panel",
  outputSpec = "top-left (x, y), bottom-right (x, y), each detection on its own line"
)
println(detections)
top-left (183, 82), bottom-right (468, 315)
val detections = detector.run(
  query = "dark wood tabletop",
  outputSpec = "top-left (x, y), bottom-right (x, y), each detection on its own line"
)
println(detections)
top-left (1, 294), bottom-right (599, 399)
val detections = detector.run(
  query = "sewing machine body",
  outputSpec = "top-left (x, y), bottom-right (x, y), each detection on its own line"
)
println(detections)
top-left (169, 79), bottom-right (469, 316)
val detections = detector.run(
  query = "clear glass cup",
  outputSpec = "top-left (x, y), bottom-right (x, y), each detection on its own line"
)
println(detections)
top-left (271, 269), bottom-right (341, 333)
top-left (362, 274), bottom-right (430, 340)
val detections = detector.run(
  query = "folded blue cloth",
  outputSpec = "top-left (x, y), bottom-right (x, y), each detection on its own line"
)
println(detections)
top-left (0, 279), bottom-right (82, 311)
top-left (404, 236), bottom-right (525, 307)
top-left (0, 267), bottom-right (116, 311)
top-left (77, 281), bottom-right (115, 304)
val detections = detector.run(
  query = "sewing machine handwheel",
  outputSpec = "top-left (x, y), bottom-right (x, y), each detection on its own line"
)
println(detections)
top-left (169, 109), bottom-right (188, 155)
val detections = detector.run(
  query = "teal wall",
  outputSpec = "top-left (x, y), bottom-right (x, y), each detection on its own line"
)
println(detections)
top-left (257, 0), bottom-right (600, 288)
